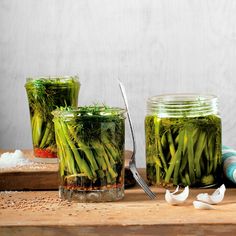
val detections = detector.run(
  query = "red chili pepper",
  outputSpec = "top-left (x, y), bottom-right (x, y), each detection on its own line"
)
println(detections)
top-left (34, 148), bottom-right (57, 158)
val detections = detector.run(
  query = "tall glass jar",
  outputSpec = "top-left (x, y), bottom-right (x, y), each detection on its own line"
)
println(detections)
top-left (25, 76), bottom-right (80, 162)
top-left (52, 106), bottom-right (126, 202)
top-left (145, 94), bottom-right (222, 187)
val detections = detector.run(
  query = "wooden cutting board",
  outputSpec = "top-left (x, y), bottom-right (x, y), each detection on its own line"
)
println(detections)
top-left (0, 150), bottom-right (135, 191)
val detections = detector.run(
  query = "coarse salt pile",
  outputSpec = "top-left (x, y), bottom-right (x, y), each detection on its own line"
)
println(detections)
top-left (0, 150), bottom-right (33, 169)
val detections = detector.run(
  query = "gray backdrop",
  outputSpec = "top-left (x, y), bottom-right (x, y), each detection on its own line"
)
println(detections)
top-left (1, 0), bottom-right (236, 167)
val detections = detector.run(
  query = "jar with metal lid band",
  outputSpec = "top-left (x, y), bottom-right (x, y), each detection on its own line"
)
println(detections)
top-left (25, 76), bottom-right (80, 163)
top-left (52, 106), bottom-right (126, 202)
top-left (145, 94), bottom-right (222, 187)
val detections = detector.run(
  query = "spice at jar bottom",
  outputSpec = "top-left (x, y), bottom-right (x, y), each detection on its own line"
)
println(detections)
top-left (145, 94), bottom-right (222, 187)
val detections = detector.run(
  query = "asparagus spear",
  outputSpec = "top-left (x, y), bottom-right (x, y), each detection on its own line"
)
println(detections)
top-left (59, 120), bottom-right (95, 180)
top-left (186, 128), bottom-right (196, 183)
top-left (173, 130), bottom-right (185, 185)
top-left (54, 119), bottom-right (77, 175)
top-left (40, 122), bottom-right (52, 148)
top-left (154, 117), bottom-right (167, 172)
top-left (194, 131), bottom-right (207, 178)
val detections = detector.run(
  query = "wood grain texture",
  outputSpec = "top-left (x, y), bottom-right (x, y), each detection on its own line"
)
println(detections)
top-left (1, 225), bottom-right (236, 236)
top-left (0, 188), bottom-right (236, 235)
top-left (1, 1), bottom-right (236, 167)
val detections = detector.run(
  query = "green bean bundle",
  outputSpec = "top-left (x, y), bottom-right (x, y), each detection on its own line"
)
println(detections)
top-left (145, 115), bottom-right (222, 187)
top-left (25, 77), bottom-right (80, 159)
top-left (52, 106), bottom-right (126, 191)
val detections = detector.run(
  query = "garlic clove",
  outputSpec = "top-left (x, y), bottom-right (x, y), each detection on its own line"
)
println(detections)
top-left (172, 185), bottom-right (180, 194)
top-left (196, 184), bottom-right (226, 205)
top-left (193, 200), bottom-right (215, 210)
top-left (165, 186), bottom-right (189, 205)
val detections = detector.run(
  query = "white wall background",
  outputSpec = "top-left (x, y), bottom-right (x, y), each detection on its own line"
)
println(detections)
top-left (1, 0), bottom-right (236, 167)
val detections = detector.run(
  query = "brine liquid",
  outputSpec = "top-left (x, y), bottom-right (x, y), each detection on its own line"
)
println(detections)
top-left (58, 148), bottom-right (125, 202)
top-left (54, 115), bottom-right (126, 202)
top-left (25, 78), bottom-right (79, 159)
top-left (145, 115), bottom-right (222, 187)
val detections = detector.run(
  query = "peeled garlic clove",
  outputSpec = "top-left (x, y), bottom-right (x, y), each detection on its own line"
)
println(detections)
top-left (196, 184), bottom-right (226, 205)
top-left (193, 200), bottom-right (215, 210)
top-left (165, 186), bottom-right (189, 205)
top-left (172, 185), bottom-right (180, 194)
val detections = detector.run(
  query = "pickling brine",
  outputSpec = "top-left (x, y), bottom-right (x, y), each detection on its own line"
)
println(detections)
top-left (25, 76), bottom-right (80, 162)
top-left (52, 106), bottom-right (126, 202)
top-left (145, 94), bottom-right (222, 187)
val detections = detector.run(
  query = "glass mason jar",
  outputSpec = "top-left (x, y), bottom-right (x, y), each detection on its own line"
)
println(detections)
top-left (145, 94), bottom-right (222, 187)
top-left (52, 106), bottom-right (126, 202)
top-left (25, 76), bottom-right (80, 162)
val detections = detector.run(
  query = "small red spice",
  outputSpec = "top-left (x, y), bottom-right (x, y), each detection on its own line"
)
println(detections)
top-left (34, 148), bottom-right (57, 158)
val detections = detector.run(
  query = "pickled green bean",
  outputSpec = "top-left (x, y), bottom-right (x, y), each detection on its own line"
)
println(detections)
top-left (145, 114), bottom-right (221, 187)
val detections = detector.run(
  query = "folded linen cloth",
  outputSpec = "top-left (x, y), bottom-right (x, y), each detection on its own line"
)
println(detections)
top-left (222, 145), bottom-right (236, 184)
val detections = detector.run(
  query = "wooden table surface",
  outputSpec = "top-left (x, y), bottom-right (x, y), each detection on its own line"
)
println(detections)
top-left (1, 150), bottom-right (236, 236)
top-left (1, 188), bottom-right (236, 236)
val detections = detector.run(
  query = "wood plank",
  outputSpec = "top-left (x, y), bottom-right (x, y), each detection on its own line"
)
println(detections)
top-left (1, 225), bottom-right (236, 236)
top-left (0, 188), bottom-right (236, 235)
top-left (0, 150), bottom-right (134, 190)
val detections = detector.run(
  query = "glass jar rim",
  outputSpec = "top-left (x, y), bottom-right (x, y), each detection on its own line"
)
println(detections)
top-left (147, 93), bottom-right (219, 117)
top-left (148, 93), bottom-right (217, 105)
top-left (52, 106), bottom-right (126, 118)
top-left (26, 75), bottom-right (79, 83)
